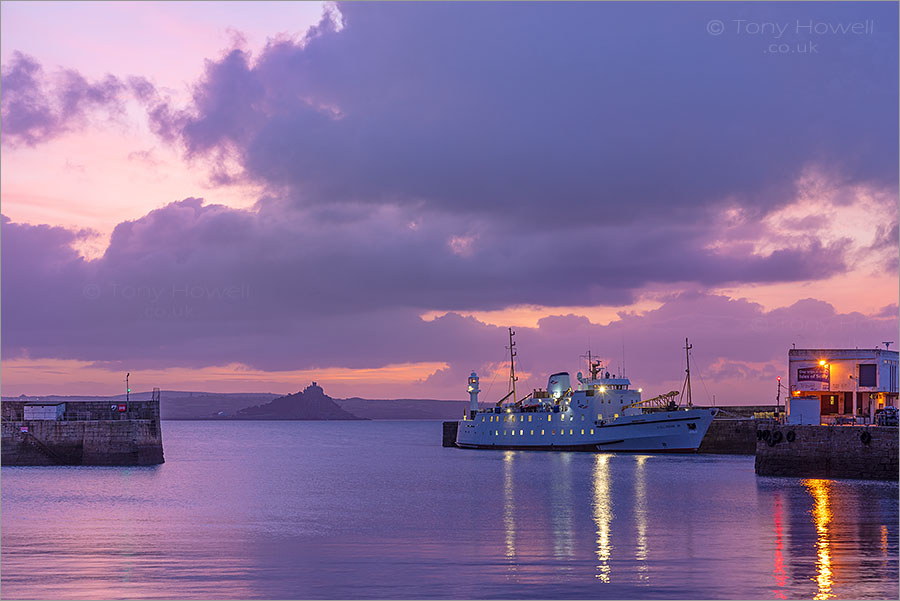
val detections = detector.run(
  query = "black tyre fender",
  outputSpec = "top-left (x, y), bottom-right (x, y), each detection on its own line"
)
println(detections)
top-left (786, 431), bottom-right (796, 443)
top-left (861, 431), bottom-right (872, 445)
top-left (756, 430), bottom-right (763, 440)
top-left (772, 431), bottom-right (784, 443)
top-left (761, 429), bottom-right (771, 441)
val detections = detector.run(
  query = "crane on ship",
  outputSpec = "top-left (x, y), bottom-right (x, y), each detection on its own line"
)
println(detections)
top-left (495, 327), bottom-right (519, 407)
top-left (624, 337), bottom-right (696, 412)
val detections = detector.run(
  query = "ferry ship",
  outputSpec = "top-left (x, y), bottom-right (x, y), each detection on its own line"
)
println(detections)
top-left (455, 329), bottom-right (716, 452)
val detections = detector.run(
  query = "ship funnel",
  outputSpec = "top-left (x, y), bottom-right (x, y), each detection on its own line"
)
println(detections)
top-left (547, 372), bottom-right (570, 399)
top-left (467, 372), bottom-right (480, 419)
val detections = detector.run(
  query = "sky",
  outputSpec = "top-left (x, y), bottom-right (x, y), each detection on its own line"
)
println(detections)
top-left (1, 1), bottom-right (898, 403)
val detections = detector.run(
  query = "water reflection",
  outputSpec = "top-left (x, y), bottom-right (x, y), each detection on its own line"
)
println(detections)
top-left (772, 492), bottom-right (787, 599)
top-left (592, 454), bottom-right (613, 582)
top-left (804, 479), bottom-right (833, 600)
top-left (633, 455), bottom-right (649, 582)
top-left (551, 453), bottom-right (575, 561)
top-left (502, 450), bottom-right (517, 564)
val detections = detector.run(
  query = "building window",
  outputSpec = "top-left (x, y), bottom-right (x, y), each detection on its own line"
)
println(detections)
top-left (859, 364), bottom-right (877, 387)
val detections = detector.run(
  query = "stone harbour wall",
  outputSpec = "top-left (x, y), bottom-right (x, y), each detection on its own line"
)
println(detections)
top-left (755, 424), bottom-right (898, 480)
top-left (1, 419), bottom-right (164, 466)
top-left (698, 419), bottom-right (758, 454)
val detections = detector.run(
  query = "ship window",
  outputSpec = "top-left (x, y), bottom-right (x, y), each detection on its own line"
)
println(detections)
top-left (512, 430), bottom-right (515, 436)
top-left (495, 431), bottom-right (498, 435)
top-left (614, 414), bottom-right (619, 419)
top-left (541, 429), bottom-right (545, 435)
top-left (597, 414), bottom-right (602, 420)
top-left (581, 415), bottom-right (585, 421)
top-left (570, 429), bottom-right (573, 435)
top-left (520, 415), bottom-right (524, 422)
top-left (552, 429), bottom-right (555, 435)
top-left (528, 415), bottom-right (532, 422)
top-left (581, 429), bottom-right (584, 435)
top-left (590, 429), bottom-right (594, 435)
top-left (530, 430), bottom-right (533, 435)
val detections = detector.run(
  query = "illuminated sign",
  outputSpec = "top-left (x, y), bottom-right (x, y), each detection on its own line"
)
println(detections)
top-left (798, 366), bottom-right (830, 383)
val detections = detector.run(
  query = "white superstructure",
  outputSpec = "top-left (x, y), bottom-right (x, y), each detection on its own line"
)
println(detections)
top-left (456, 330), bottom-right (716, 452)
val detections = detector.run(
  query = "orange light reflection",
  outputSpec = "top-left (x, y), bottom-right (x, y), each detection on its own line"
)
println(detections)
top-left (804, 479), bottom-right (834, 600)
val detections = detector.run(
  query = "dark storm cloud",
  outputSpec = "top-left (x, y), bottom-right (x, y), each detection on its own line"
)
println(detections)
top-left (154, 1), bottom-right (897, 225)
top-left (0, 199), bottom-right (855, 369)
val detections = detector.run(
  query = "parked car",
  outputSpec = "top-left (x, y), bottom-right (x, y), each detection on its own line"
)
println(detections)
top-left (874, 406), bottom-right (899, 427)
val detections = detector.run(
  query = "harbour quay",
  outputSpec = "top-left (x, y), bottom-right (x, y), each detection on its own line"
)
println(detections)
top-left (0, 391), bottom-right (164, 466)
top-left (754, 424), bottom-right (897, 480)
top-left (754, 346), bottom-right (899, 480)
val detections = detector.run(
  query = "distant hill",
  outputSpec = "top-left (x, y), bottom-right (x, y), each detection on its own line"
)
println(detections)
top-left (335, 398), bottom-right (466, 420)
top-left (234, 382), bottom-right (363, 420)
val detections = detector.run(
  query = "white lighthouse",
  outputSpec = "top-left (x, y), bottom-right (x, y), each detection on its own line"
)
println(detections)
top-left (467, 372), bottom-right (480, 419)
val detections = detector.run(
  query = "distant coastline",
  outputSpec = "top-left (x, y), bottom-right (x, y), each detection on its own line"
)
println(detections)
top-left (1, 382), bottom-right (466, 421)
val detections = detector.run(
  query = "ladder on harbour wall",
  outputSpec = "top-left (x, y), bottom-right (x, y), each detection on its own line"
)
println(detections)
top-left (21, 431), bottom-right (79, 465)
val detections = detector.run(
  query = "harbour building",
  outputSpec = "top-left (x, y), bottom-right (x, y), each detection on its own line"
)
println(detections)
top-left (787, 347), bottom-right (899, 424)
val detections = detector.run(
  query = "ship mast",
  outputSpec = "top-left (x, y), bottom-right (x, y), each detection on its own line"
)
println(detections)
top-left (681, 338), bottom-right (693, 408)
top-left (508, 327), bottom-right (518, 404)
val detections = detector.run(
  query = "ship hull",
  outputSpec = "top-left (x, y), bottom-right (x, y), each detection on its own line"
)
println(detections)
top-left (456, 408), bottom-right (715, 453)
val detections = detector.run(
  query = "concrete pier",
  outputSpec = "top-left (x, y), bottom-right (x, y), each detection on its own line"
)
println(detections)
top-left (442, 421), bottom-right (459, 447)
top-left (1, 399), bottom-right (164, 466)
top-left (755, 424), bottom-right (898, 480)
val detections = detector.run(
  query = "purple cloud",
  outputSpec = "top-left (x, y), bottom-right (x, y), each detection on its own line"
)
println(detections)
top-left (150, 2), bottom-right (897, 228)
top-left (0, 52), bottom-right (132, 146)
top-left (0, 199), bottom-right (881, 372)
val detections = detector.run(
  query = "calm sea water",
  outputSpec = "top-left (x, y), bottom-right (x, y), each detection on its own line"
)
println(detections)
top-left (1, 421), bottom-right (897, 600)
